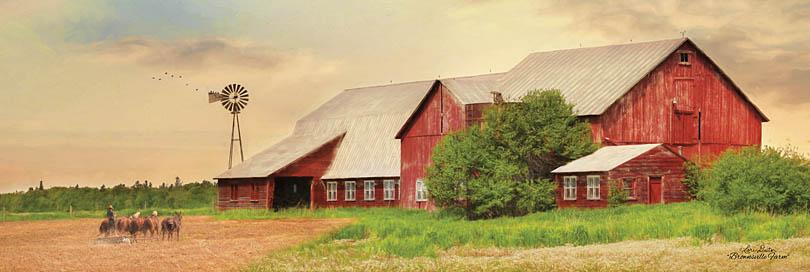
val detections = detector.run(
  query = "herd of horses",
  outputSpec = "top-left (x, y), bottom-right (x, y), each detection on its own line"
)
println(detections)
top-left (98, 212), bottom-right (183, 241)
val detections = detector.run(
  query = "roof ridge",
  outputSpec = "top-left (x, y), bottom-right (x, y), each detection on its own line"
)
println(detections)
top-left (528, 37), bottom-right (687, 56)
top-left (344, 79), bottom-right (435, 92)
top-left (441, 72), bottom-right (506, 80)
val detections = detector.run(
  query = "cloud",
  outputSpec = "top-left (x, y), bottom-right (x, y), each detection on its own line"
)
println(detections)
top-left (88, 37), bottom-right (296, 69)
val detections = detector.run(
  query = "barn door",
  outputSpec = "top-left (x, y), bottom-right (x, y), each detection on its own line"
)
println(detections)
top-left (673, 80), bottom-right (698, 144)
top-left (648, 177), bottom-right (662, 204)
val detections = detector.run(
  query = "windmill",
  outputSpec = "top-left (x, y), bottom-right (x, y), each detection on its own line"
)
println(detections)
top-left (209, 84), bottom-right (249, 169)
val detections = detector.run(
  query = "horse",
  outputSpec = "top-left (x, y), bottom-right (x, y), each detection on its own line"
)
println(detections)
top-left (98, 219), bottom-right (115, 237)
top-left (161, 212), bottom-right (182, 241)
top-left (142, 212), bottom-right (159, 237)
top-left (129, 216), bottom-right (145, 242)
top-left (115, 216), bottom-right (131, 235)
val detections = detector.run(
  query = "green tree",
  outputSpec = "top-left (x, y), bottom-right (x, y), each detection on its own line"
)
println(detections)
top-left (427, 90), bottom-right (596, 219)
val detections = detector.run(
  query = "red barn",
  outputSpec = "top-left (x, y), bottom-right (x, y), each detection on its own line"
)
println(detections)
top-left (215, 37), bottom-right (767, 210)
top-left (395, 38), bottom-right (767, 209)
top-left (550, 144), bottom-right (688, 208)
top-left (215, 81), bottom-right (434, 210)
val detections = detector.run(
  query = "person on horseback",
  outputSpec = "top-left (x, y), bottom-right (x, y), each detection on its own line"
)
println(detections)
top-left (106, 205), bottom-right (115, 226)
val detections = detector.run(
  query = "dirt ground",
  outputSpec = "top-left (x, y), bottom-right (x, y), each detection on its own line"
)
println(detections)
top-left (0, 216), bottom-right (351, 272)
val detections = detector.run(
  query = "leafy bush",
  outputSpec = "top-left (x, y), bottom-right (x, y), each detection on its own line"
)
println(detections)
top-left (682, 160), bottom-right (705, 199)
top-left (697, 146), bottom-right (810, 214)
top-left (607, 180), bottom-right (628, 207)
top-left (427, 90), bottom-right (596, 219)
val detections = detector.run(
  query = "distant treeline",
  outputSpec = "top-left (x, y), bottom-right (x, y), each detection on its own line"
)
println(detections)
top-left (0, 180), bottom-right (217, 212)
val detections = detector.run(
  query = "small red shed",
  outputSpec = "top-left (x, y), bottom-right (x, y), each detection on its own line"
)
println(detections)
top-left (551, 144), bottom-right (688, 208)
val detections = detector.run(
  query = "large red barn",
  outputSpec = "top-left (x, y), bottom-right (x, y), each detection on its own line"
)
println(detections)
top-left (215, 37), bottom-right (767, 210)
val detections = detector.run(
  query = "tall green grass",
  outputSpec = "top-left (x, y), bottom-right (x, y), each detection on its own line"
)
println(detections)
top-left (252, 202), bottom-right (809, 258)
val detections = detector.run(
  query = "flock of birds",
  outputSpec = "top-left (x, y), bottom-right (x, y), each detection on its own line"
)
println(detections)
top-left (150, 72), bottom-right (201, 92)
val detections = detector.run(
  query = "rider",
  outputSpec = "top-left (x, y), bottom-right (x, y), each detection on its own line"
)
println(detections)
top-left (106, 205), bottom-right (115, 226)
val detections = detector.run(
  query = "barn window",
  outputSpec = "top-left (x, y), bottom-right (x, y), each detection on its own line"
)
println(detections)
top-left (679, 52), bottom-right (690, 64)
top-left (326, 182), bottom-right (337, 201)
top-left (230, 184), bottom-right (239, 200)
top-left (364, 180), bottom-right (375, 201)
top-left (563, 176), bottom-right (577, 200)
top-left (623, 178), bottom-right (637, 199)
top-left (415, 179), bottom-right (428, 201)
top-left (345, 181), bottom-right (356, 201)
top-left (383, 179), bottom-right (396, 200)
top-left (587, 175), bottom-right (601, 200)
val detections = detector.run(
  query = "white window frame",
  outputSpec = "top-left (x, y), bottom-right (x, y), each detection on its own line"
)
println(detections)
top-left (563, 176), bottom-right (577, 200)
top-left (345, 181), bottom-right (356, 201)
top-left (363, 180), bottom-right (375, 201)
top-left (587, 175), bottom-right (601, 200)
top-left (326, 182), bottom-right (337, 202)
top-left (383, 179), bottom-right (395, 200)
top-left (415, 179), bottom-right (428, 202)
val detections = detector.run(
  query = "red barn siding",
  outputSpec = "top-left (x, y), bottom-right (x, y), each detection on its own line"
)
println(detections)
top-left (555, 146), bottom-right (687, 208)
top-left (217, 178), bottom-right (270, 209)
top-left (594, 43), bottom-right (764, 160)
top-left (400, 83), bottom-right (465, 209)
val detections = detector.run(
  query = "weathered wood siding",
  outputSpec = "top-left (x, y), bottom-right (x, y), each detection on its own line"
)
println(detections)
top-left (400, 83), bottom-right (465, 209)
top-left (217, 178), bottom-right (271, 210)
top-left (594, 42), bottom-right (764, 160)
top-left (555, 145), bottom-right (687, 208)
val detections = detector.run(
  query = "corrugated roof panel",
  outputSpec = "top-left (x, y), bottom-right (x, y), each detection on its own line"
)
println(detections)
top-left (551, 144), bottom-right (662, 173)
top-left (440, 73), bottom-right (504, 104)
top-left (216, 131), bottom-right (346, 179)
top-left (496, 38), bottom-right (686, 115)
top-left (218, 80), bottom-right (434, 179)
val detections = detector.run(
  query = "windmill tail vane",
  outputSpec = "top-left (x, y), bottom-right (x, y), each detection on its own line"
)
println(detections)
top-left (208, 91), bottom-right (224, 103)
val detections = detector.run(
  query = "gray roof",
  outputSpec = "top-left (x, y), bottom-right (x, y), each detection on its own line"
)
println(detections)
top-left (216, 131), bottom-right (345, 179)
top-left (551, 144), bottom-right (664, 173)
top-left (440, 73), bottom-right (505, 104)
top-left (496, 38), bottom-right (687, 116)
top-left (217, 80), bottom-right (434, 179)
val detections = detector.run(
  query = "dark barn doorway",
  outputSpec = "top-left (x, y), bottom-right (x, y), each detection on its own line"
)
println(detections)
top-left (273, 177), bottom-right (312, 210)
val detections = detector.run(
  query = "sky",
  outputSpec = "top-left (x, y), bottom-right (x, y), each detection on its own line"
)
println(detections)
top-left (1, 0), bottom-right (808, 192)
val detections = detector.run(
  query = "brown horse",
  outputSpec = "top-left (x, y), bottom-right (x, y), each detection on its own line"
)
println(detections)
top-left (115, 217), bottom-right (131, 235)
top-left (129, 216), bottom-right (145, 241)
top-left (98, 219), bottom-right (115, 237)
top-left (142, 214), bottom-right (159, 237)
top-left (161, 212), bottom-right (182, 241)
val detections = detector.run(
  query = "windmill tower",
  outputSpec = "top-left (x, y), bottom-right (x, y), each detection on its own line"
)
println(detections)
top-left (209, 84), bottom-right (250, 169)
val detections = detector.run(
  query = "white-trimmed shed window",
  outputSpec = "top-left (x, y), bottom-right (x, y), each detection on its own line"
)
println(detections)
top-left (383, 179), bottom-right (396, 200)
top-left (345, 181), bottom-right (356, 201)
top-left (416, 179), bottom-right (428, 201)
top-left (563, 176), bottom-right (577, 200)
top-left (587, 175), bottom-right (601, 200)
top-left (364, 180), bottom-right (375, 201)
top-left (326, 182), bottom-right (337, 201)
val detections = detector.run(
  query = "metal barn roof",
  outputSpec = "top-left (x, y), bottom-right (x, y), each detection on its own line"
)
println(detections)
top-left (440, 73), bottom-right (504, 104)
top-left (551, 144), bottom-right (663, 173)
top-left (217, 80), bottom-right (435, 179)
top-left (496, 38), bottom-right (687, 116)
top-left (216, 131), bottom-right (346, 179)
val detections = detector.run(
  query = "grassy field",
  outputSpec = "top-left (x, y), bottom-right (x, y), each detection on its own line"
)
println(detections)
top-left (4, 202), bottom-right (809, 270)
top-left (234, 202), bottom-right (809, 258)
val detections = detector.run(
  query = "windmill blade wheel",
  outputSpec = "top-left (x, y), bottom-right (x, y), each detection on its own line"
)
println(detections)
top-left (220, 84), bottom-right (249, 113)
